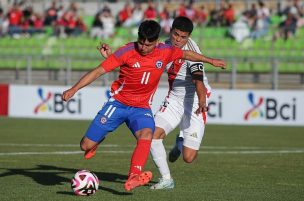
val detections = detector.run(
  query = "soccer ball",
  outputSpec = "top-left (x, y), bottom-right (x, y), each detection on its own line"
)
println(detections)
top-left (71, 170), bottom-right (99, 196)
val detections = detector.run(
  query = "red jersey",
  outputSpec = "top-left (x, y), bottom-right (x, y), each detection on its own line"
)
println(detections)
top-left (101, 42), bottom-right (183, 108)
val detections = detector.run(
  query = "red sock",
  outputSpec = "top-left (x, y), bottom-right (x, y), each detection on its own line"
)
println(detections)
top-left (128, 139), bottom-right (152, 177)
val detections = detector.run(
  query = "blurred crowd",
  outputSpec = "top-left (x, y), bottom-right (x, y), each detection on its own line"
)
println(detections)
top-left (0, 0), bottom-right (303, 42)
top-left (228, 0), bottom-right (304, 42)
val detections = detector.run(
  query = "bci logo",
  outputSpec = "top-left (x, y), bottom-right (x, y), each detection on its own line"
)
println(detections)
top-left (244, 92), bottom-right (296, 121)
top-left (207, 93), bottom-right (296, 121)
top-left (34, 88), bottom-right (81, 114)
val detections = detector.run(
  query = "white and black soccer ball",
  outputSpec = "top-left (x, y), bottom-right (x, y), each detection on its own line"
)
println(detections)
top-left (71, 170), bottom-right (99, 196)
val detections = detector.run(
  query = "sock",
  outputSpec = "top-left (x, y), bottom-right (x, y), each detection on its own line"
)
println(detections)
top-left (150, 139), bottom-right (171, 180)
top-left (177, 137), bottom-right (184, 153)
top-left (128, 139), bottom-right (151, 177)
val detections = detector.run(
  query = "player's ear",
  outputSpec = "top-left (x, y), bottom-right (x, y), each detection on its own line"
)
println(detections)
top-left (156, 39), bottom-right (160, 46)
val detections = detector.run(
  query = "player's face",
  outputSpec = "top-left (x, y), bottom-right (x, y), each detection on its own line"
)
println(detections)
top-left (170, 28), bottom-right (190, 49)
top-left (137, 39), bottom-right (159, 56)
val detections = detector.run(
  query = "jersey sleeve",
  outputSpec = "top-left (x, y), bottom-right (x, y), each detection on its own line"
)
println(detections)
top-left (187, 38), bottom-right (204, 67)
top-left (169, 46), bottom-right (184, 62)
top-left (100, 54), bottom-right (123, 72)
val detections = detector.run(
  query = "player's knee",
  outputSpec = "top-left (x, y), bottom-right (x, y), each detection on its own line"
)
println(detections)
top-left (153, 127), bottom-right (166, 139)
top-left (183, 156), bottom-right (196, 163)
top-left (182, 151), bottom-right (198, 163)
top-left (136, 128), bottom-right (153, 140)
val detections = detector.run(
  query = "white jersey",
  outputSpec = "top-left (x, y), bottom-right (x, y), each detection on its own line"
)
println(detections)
top-left (154, 38), bottom-right (211, 150)
top-left (164, 38), bottom-right (211, 100)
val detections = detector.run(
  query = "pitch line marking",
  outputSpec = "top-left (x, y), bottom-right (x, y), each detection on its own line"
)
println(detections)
top-left (0, 143), bottom-right (303, 150)
top-left (1, 149), bottom-right (304, 156)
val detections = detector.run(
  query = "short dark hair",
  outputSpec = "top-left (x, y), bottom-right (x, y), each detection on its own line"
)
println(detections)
top-left (138, 20), bottom-right (161, 42)
top-left (172, 16), bottom-right (194, 34)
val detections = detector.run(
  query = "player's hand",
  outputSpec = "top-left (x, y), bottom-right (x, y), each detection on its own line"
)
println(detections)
top-left (62, 88), bottom-right (77, 102)
top-left (195, 102), bottom-right (209, 115)
top-left (97, 42), bottom-right (112, 59)
top-left (211, 59), bottom-right (226, 69)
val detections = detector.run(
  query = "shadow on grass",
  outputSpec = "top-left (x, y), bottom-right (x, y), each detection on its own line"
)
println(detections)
top-left (0, 164), bottom-right (132, 195)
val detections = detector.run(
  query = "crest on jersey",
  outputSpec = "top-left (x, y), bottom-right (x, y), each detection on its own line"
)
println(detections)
top-left (155, 60), bottom-right (163, 69)
top-left (100, 116), bottom-right (107, 124)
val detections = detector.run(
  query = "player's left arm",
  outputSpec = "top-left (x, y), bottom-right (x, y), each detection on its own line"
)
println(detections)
top-left (190, 63), bottom-right (208, 115)
top-left (182, 50), bottom-right (227, 69)
top-left (193, 73), bottom-right (208, 115)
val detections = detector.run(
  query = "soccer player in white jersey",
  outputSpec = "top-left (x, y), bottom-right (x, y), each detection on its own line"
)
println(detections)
top-left (149, 16), bottom-right (213, 189)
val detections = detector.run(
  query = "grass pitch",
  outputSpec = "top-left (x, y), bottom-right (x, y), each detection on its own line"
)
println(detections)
top-left (0, 117), bottom-right (303, 201)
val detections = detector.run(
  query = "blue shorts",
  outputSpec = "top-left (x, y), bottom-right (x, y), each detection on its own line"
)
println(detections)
top-left (85, 98), bottom-right (155, 142)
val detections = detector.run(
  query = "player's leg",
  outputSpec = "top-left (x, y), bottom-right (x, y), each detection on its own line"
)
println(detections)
top-left (168, 131), bottom-right (184, 163)
top-left (180, 105), bottom-right (206, 163)
top-left (150, 97), bottom-right (182, 189)
top-left (81, 99), bottom-right (126, 159)
top-left (168, 100), bottom-right (207, 163)
top-left (124, 107), bottom-right (155, 191)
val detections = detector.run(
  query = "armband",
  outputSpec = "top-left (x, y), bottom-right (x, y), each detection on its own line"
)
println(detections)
top-left (191, 74), bottom-right (204, 82)
top-left (189, 63), bottom-right (204, 74)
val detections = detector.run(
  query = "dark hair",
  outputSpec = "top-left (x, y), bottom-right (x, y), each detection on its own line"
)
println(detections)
top-left (172, 16), bottom-right (194, 34)
top-left (138, 20), bottom-right (161, 42)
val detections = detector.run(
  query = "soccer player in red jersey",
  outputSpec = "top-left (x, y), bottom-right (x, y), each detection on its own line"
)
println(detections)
top-left (62, 20), bottom-right (226, 191)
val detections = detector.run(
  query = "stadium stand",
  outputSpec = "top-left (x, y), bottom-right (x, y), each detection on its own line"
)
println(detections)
top-left (0, 0), bottom-right (303, 89)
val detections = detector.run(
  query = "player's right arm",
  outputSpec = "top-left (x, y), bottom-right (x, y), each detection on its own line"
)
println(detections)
top-left (97, 43), bottom-right (112, 58)
top-left (62, 66), bottom-right (106, 101)
top-left (182, 50), bottom-right (226, 69)
top-left (63, 44), bottom-right (127, 101)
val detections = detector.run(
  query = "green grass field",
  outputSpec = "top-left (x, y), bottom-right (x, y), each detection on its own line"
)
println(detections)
top-left (0, 117), bottom-right (304, 201)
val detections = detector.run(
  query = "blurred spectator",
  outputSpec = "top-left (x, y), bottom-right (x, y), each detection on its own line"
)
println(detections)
top-left (175, 3), bottom-right (187, 17)
top-left (144, 1), bottom-right (157, 20)
top-left (223, 3), bottom-right (235, 26)
top-left (116, 2), bottom-right (132, 26)
top-left (293, 0), bottom-right (304, 27)
top-left (185, 2), bottom-right (196, 21)
top-left (7, 3), bottom-right (23, 37)
top-left (159, 6), bottom-right (173, 35)
top-left (55, 3), bottom-right (86, 38)
top-left (43, 1), bottom-right (58, 26)
top-left (100, 6), bottom-right (115, 39)
top-left (274, 0), bottom-right (299, 41)
top-left (196, 5), bottom-right (208, 26)
top-left (250, 1), bottom-right (271, 40)
top-left (207, 1), bottom-right (227, 26)
top-left (0, 7), bottom-right (9, 37)
top-left (228, 11), bottom-right (250, 42)
top-left (90, 12), bottom-right (103, 39)
top-left (27, 13), bottom-right (45, 35)
top-left (123, 2), bottom-right (143, 27)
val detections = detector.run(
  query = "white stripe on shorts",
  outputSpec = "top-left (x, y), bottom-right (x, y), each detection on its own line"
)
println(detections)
top-left (104, 105), bottom-right (113, 116)
top-left (108, 107), bottom-right (116, 118)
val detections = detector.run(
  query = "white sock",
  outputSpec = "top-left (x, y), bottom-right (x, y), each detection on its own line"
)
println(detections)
top-left (150, 139), bottom-right (172, 180)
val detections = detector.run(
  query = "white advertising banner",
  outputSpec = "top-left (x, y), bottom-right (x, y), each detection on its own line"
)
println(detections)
top-left (9, 85), bottom-right (107, 120)
top-left (9, 85), bottom-right (304, 126)
top-left (206, 89), bottom-right (304, 126)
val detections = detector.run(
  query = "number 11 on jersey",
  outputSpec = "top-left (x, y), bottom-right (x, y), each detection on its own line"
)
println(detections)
top-left (141, 72), bottom-right (151, 85)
